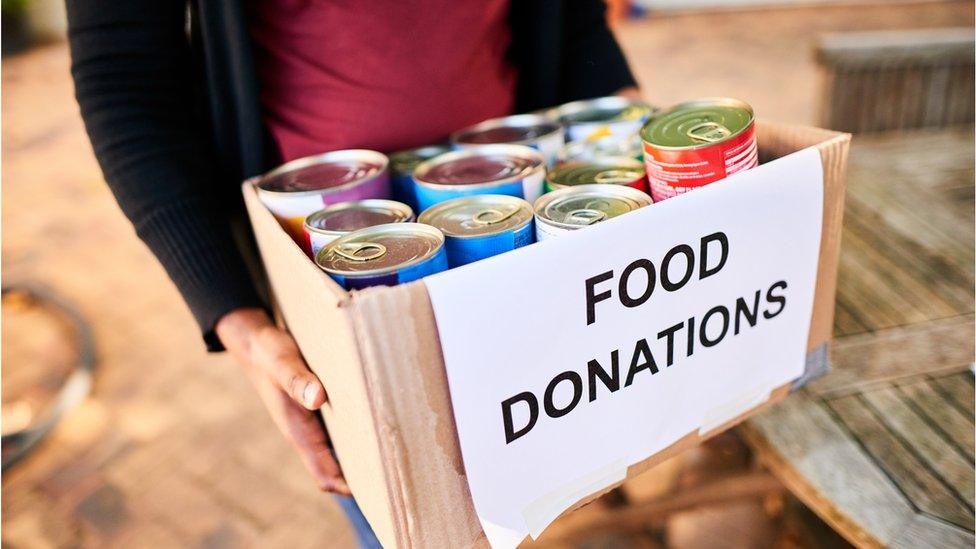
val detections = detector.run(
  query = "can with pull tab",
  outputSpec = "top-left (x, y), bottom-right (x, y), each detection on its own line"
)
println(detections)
top-left (640, 98), bottom-right (757, 202)
top-left (314, 223), bottom-right (447, 289)
top-left (418, 195), bottom-right (534, 267)
top-left (303, 199), bottom-right (414, 257)
top-left (533, 184), bottom-right (652, 241)
top-left (451, 114), bottom-right (564, 168)
top-left (545, 157), bottom-right (648, 194)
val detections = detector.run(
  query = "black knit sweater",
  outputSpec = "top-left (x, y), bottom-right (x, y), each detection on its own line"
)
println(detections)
top-left (65, 0), bottom-right (638, 351)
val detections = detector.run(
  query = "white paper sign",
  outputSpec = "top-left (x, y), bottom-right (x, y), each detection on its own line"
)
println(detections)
top-left (424, 148), bottom-right (824, 548)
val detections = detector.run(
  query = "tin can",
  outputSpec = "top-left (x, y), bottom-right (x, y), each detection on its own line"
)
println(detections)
top-left (545, 157), bottom-right (648, 194)
top-left (315, 223), bottom-right (447, 289)
top-left (418, 195), bottom-right (534, 267)
top-left (533, 184), bottom-right (652, 241)
top-left (303, 199), bottom-right (414, 258)
top-left (451, 114), bottom-right (564, 168)
top-left (557, 133), bottom-right (644, 163)
top-left (389, 144), bottom-right (451, 210)
top-left (551, 96), bottom-right (654, 143)
top-left (255, 150), bottom-right (391, 243)
top-left (412, 144), bottom-right (546, 211)
top-left (640, 98), bottom-right (757, 202)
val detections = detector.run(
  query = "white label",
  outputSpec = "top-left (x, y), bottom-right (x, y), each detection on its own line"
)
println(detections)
top-left (425, 148), bottom-right (824, 548)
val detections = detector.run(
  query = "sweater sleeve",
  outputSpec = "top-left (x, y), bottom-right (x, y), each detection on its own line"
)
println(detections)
top-left (558, 0), bottom-right (639, 102)
top-left (66, 0), bottom-right (264, 351)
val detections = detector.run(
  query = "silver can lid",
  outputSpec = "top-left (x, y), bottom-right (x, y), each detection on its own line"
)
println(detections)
top-left (413, 144), bottom-right (544, 189)
top-left (548, 157), bottom-right (645, 188)
top-left (451, 114), bottom-right (562, 147)
top-left (418, 195), bottom-right (533, 238)
top-left (551, 96), bottom-right (654, 125)
top-left (315, 223), bottom-right (444, 276)
top-left (534, 184), bottom-right (652, 228)
top-left (305, 200), bottom-right (414, 235)
top-left (257, 149), bottom-right (388, 194)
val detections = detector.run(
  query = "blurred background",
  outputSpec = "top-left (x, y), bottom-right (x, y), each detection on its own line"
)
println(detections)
top-left (3, 1), bottom-right (973, 547)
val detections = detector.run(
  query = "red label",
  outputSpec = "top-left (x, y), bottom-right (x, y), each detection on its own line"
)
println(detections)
top-left (642, 124), bottom-right (757, 202)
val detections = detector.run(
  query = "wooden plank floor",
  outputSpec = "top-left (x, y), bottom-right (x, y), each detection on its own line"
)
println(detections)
top-left (742, 128), bottom-right (976, 548)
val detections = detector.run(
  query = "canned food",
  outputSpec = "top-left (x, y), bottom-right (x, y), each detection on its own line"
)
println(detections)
top-left (303, 199), bottom-right (414, 257)
top-left (418, 195), bottom-right (534, 267)
top-left (551, 96), bottom-right (654, 142)
top-left (640, 98), bottom-right (757, 202)
top-left (451, 114), bottom-right (564, 168)
top-left (533, 184), bottom-right (652, 241)
top-left (557, 133), bottom-right (644, 163)
top-left (545, 157), bottom-right (648, 194)
top-left (256, 150), bottom-right (391, 243)
top-left (315, 223), bottom-right (447, 289)
top-left (412, 144), bottom-right (546, 211)
top-left (389, 144), bottom-right (451, 210)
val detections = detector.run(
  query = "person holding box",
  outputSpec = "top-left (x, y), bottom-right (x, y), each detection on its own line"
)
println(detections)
top-left (66, 1), bottom-right (638, 545)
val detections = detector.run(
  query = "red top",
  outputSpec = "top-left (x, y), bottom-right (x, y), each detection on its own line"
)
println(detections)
top-left (247, 0), bottom-right (516, 162)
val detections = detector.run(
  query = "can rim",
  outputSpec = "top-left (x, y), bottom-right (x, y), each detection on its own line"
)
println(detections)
top-left (413, 144), bottom-right (545, 190)
top-left (390, 145), bottom-right (452, 174)
top-left (450, 114), bottom-right (563, 147)
top-left (315, 223), bottom-right (444, 277)
top-left (418, 195), bottom-right (533, 239)
top-left (255, 149), bottom-right (390, 197)
top-left (640, 97), bottom-right (755, 152)
top-left (550, 96), bottom-right (654, 124)
top-left (547, 156), bottom-right (645, 189)
top-left (534, 184), bottom-right (652, 229)
top-left (303, 199), bottom-right (414, 236)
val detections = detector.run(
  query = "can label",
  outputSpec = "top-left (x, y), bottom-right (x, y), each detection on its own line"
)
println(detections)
top-left (566, 119), bottom-right (645, 143)
top-left (642, 123), bottom-right (757, 202)
top-left (444, 221), bottom-right (534, 267)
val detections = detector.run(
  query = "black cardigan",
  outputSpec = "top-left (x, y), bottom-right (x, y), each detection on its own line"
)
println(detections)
top-left (66, 0), bottom-right (638, 351)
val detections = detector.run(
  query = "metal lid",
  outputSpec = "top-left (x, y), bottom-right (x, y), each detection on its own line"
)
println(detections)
top-left (558, 134), bottom-right (643, 163)
top-left (534, 184), bottom-right (652, 228)
top-left (641, 98), bottom-right (754, 149)
top-left (451, 114), bottom-right (562, 146)
top-left (418, 195), bottom-right (533, 238)
top-left (413, 145), bottom-right (544, 189)
top-left (315, 223), bottom-right (444, 276)
top-left (257, 149), bottom-right (388, 194)
top-left (305, 200), bottom-right (414, 235)
top-left (552, 96), bottom-right (654, 125)
top-left (389, 145), bottom-right (452, 176)
top-left (548, 157), bottom-right (645, 188)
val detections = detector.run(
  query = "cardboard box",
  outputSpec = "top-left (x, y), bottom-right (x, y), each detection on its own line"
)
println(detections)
top-left (242, 120), bottom-right (850, 548)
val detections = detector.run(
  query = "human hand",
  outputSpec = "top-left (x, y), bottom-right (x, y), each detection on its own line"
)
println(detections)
top-left (215, 307), bottom-right (351, 495)
top-left (614, 86), bottom-right (642, 101)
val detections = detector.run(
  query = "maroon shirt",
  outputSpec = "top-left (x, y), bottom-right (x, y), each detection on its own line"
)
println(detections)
top-left (247, 0), bottom-right (516, 161)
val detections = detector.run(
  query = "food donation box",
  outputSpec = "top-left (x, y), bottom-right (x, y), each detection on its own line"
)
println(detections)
top-left (243, 121), bottom-right (850, 548)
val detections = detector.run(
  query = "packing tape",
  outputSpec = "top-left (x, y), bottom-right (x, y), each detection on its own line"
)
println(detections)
top-left (521, 458), bottom-right (628, 539)
top-left (790, 343), bottom-right (830, 391)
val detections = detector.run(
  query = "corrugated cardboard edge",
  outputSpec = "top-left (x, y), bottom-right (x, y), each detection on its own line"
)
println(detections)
top-left (344, 120), bottom-right (851, 547)
top-left (242, 184), bottom-right (404, 547)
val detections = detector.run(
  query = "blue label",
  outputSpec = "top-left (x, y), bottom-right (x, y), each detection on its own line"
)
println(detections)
top-left (414, 179), bottom-right (526, 211)
top-left (444, 220), bottom-right (535, 267)
top-left (392, 174), bottom-right (419, 211)
top-left (398, 246), bottom-right (449, 283)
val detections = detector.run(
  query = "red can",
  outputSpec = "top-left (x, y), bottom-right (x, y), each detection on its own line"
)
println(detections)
top-left (640, 98), bottom-right (757, 202)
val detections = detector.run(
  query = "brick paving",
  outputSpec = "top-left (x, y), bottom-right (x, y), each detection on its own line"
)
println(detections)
top-left (2, 2), bottom-right (971, 547)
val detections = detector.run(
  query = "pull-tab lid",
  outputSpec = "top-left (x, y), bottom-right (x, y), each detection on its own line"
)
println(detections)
top-left (315, 223), bottom-right (444, 276)
top-left (418, 195), bottom-right (533, 238)
top-left (641, 98), bottom-right (754, 150)
top-left (534, 184), bottom-right (652, 228)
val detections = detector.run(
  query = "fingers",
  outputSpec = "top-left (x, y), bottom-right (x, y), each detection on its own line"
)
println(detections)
top-left (279, 390), bottom-right (352, 495)
top-left (251, 326), bottom-right (327, 410)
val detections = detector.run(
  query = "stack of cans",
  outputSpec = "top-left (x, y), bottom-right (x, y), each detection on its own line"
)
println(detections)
top-left (253, 95), bottom-right (759, 289)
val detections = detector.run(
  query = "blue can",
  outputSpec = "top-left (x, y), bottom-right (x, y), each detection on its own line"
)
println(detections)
top-left (412, 144), bottom-right (546, 211)
top-left (315, 223), bottom-right (447, 289)
top-left (389, 144), bottom-right (451, 211)
top-left (418, 195), bottom-right (534, 267)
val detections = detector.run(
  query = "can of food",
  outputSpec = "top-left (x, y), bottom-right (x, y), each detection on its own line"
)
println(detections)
top-left (640, 98), bottom-right (757, 202)
top-left (551, 96), bottom-right (654, 143)
top-left (303, 199), bottom-right (414, 257)
top-left (412, 144), bottom-right (546, 211)
top-left (315, 223), bottom-right (447, 289)
top-left (557, 133), bottom-right (644, 163)
top-left (418, 195), bottom-right (534, 267)
top-left (545, 157), bottom-right (648, 194)
top-left (533, 184), bottom-right (652, 241)
top-left (451, 114), bottom-right (564, 168)
top-left (255, 150), bottom-right (391, 243)
top-left (389, 144), bottom-right (451, 210)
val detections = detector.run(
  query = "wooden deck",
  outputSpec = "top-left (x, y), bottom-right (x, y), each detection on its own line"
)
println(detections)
top-left (742, 128), bottom-right (975, 548)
